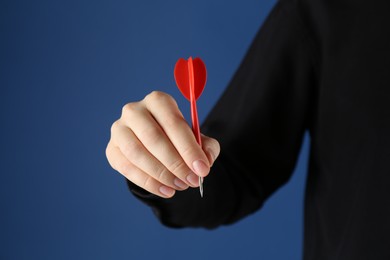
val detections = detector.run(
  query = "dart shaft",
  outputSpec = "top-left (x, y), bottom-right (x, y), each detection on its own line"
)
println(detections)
top-left (188, 58), bottom-right (204, 198)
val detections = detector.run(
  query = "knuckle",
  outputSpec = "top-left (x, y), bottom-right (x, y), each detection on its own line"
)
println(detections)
top-left (145, 91), bottom-right (165, 101)
top-left (167, 158), bottom-right (187, 175)
top-left (117, 161), bottom-right (133, 178)
top-left (121, 102), bottom-right (139, 116)
top-left (110, 120), bottom-right (121, 134)
top-left (105, 142), bottom-right (112, 159)
top-left (105, 150), bottom-right (117, 172)
top-left (155, 167), bottom-right (171, 183)
top-left (142, 176), bottom-right (154, 190)
top-left (180, 144), bottom-right (196, 160)
top-left (145, 91), bottom-right (177, 106)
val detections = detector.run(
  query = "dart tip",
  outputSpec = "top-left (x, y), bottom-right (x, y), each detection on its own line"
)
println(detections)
top-left (199, 177), bottom-right (204, 198)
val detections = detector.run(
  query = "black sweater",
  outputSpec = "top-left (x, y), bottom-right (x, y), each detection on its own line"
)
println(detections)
top-left (128, 0), bottom-right (390, 259)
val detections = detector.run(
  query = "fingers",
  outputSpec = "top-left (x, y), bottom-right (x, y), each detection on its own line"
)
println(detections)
top-left (141, 91), bottom-right (211, 177)
top-left (110, 121), bottom-right (191, 189)
top-left (106, 142), bottom-right (176, 198)
top-left (106, 91), bottom-right (221, 199)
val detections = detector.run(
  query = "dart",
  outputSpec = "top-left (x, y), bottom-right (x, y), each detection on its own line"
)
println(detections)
top-left (174, 56), bottom-right (207, 197)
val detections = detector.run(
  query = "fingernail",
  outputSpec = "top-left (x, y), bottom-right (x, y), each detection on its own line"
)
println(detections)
top-left (186, 173), bottom-right (199, 187)
top-left (174, 178), bottom-right (188, 190)
top-left (192, 160), bottom-right (209, 177)
top-left (159, 186), bottom-right (175, 197)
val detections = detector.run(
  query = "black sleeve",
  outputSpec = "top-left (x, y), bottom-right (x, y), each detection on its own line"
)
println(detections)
top-left (127, 0), bottom-right (318, 229)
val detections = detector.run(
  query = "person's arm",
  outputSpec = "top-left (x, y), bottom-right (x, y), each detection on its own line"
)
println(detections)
top-left (109, 0), bottom-right (318, 229)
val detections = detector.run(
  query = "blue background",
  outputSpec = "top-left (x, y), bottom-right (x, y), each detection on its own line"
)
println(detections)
top-left (1, 0), bottom-right (310, 259)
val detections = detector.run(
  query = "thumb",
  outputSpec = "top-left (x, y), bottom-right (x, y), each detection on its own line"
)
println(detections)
top-left (201, 134), bottom-right (220, 167)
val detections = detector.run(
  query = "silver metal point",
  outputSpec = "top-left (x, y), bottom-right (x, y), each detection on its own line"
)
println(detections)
top-left (199, 177), bottom-right (203, 198)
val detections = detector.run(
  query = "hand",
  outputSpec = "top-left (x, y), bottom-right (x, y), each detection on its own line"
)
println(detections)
top-left (106, 91), bottom-right (220, 198)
